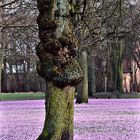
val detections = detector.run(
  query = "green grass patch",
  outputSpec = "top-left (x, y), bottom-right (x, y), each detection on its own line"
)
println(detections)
top-left (0, 92), bottom-right (140, 101)
top-left (120, 93), bottom-right (140, 99)
top-left (92, 92), bottom-right (140, 99)
top-left (0, 92), bottom-right (45, 101)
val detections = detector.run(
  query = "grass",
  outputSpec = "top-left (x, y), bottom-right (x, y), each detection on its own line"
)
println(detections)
top-left (92, 92), bottom-right (140, 99)
top-left (0, 92), bottom-right (45, 101)
top-left (120, 93), bottom-right (140, 99)
top-left (0, 92), bottom-right (140, 101)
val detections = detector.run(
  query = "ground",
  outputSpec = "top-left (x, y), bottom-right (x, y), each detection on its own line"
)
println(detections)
top-left (1, 92), bottom-right (140, 101)
top-left (0, 99), bottom-right (140, 140)
top-left (0, 92), bottom-right (45, 101)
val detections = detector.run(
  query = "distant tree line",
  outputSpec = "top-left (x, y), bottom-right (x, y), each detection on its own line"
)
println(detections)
top-left (0, 0), bottom-right (140, 94)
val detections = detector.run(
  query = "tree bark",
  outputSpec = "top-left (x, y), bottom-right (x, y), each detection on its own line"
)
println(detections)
top-left (76, 51), bottom-right (88, 103)
top-left (0, 0), bottom-right (4, 93)
top-left (0, 31), bottom-right (5, 93)
top-left (36, 0), bottom-right (82, 139)
top-left (88, 57), bottom-right (96, 96)
top-left (111, 40), bottom-right (124, 93)
top-left (37, 83), bottom-right (75, 140)
top-left (0, 50), bottom-right (3, 93)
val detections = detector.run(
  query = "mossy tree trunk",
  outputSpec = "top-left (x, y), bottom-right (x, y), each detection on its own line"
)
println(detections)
top-left (37, 83), bottom-right (75, 140)
top-left (76, 51), bottom-right (88, 103)
top-left (36, 0), bottom-right (82, 139)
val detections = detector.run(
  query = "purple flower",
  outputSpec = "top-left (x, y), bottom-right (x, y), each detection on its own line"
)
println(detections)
top-left (0, 99), bottom-right (140, 140)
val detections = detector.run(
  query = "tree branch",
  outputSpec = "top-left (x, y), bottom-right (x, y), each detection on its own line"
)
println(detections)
top-left (0, 0), bottom-right (19, 8)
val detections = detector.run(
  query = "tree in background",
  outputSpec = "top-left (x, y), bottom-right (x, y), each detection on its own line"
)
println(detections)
top-left (76, 51), bottom-right (88, 103)
top-left (0, 0), bottom-right (140, 94)
top-left (75, 0), bottom-right (140, 94)
top-left (0, 0), bottom-right (5, 93)
top-left (0, 0), bottom-right (45, 92)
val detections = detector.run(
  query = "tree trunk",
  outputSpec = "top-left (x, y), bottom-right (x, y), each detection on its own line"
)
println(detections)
top-left (76, 51), bottom-right (88, 103)
top-left (88, 57), bottom-right (96, 96)
top-left (36, 0), bottom-right (82, 139)
top-left (114, 40), bottom-right (123, 93)
top-left (0, 30), bottom-right (5, 93)
top-left (111, 40), bottom-right (124, 94)
top-left (0, 0), bottom-right (4, 93)
top-left (37, 83), bottom-right (75, 140)
top-left (0, 50), bottom-right (3, 93)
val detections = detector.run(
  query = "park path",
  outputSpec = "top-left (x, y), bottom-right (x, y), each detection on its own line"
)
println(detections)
top-left (0, 99), bottom-right (140, 140)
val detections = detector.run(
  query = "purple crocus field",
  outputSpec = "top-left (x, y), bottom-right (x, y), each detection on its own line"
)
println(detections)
top-left (0, 99), bottom-right (140, 140)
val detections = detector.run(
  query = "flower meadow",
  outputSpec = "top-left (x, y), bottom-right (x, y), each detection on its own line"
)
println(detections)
top-left (0, 99), bottom-right (140, 140)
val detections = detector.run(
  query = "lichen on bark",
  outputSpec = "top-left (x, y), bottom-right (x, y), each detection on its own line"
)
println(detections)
top-left (36, 0), bottom-right (82, 139)
top-left (36, 0), bottom-right (82, 88)
top-left (37, 83), bottom-right (75, 140)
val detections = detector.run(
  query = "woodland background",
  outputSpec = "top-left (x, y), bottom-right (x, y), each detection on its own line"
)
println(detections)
top-left (0, 0), bottom-right (140, 94)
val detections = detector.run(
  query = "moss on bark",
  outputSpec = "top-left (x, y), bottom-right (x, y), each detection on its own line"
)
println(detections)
top-left (36, 0), bottom-right (82, 139)
top-left (37, 83), bottom-right (74, 140)
top-left (36, 0), bottom-right (82, 88)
